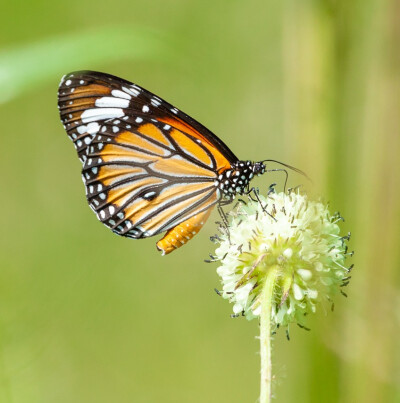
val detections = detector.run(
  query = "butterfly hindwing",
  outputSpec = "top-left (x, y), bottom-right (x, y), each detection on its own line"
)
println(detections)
top-left (82, 118), bottom-right (219, 238)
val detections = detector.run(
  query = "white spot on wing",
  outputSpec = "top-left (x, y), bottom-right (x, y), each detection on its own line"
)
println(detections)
top-left (111, 89), bottom-right (132, 100)
top-left (81, 108), bottom-right (124, 123)
top-left (144, 191), bottom-right (156, 199)
top-left (95, 97), bottom-right (130, 108)
top-left (87, 122), bottom-right (100, 134)
top-left (151, 98), bottom-right (161, 107)
top-left (122, 86), bottom-right (140, 97)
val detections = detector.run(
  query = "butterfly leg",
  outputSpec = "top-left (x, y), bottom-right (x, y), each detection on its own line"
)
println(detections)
top-left (246, 187), bottom-right (277, 222)
top-left (217, 202), bottom-right (232, 244)
top-left (246, 188), bottom-right (259, 203)
top-left (245, 187), bottom-right (265, 209)
top-left (268, 183), bottom-right (277, 195)
top-left (233, 198), bottom-right (247, 209)
top-left (217, 202), bottom-right (230, 228)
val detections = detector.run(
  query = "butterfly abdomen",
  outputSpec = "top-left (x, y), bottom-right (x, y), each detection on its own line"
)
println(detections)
top-left (156, 209), bottom-right (213, 255)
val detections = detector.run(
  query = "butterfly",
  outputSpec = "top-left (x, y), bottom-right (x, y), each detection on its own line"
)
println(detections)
top-left (58, 71), bottom-right (303, 255)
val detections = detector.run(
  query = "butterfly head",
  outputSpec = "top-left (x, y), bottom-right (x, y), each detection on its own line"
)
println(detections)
top-left (252, 161), bottom-right (266, 176)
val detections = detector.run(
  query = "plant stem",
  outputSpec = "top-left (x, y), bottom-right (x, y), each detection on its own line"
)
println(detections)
top-left (260, 266), bottom-right (279, 403)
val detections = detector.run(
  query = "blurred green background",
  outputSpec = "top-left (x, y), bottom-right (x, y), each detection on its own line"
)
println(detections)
top-left (1, 0), bottom-right (399, 402)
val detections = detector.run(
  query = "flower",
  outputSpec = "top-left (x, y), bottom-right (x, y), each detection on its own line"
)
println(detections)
top-left (213, 190), bottom-right (352, 327)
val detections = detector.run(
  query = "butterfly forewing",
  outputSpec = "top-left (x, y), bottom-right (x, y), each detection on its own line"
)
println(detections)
top-left (58, 71), bottom-right (237, 164)
top-left (58, 71), bottom-right (236, 245)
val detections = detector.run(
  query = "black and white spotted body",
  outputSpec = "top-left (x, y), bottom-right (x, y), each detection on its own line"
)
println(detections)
top-left (216, 161), bottom-right (266, 200)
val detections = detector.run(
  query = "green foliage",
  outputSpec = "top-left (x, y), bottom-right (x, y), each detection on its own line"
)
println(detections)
top-left (0, 25), bottom-right (169, 103)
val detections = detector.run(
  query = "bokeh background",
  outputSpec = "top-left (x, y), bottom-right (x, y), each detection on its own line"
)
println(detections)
top-left (1, 0), bottom-right (399, 402)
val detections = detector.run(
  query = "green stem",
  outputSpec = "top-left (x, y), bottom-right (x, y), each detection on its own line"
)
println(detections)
top-left (260, 266), bottom-right (279, 403)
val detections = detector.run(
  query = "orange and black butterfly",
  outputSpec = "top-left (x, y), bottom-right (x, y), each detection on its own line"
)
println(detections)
top-left (58, 71), bottom-right (299, 255)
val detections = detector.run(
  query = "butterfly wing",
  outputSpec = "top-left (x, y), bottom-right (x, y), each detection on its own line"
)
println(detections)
top-left (58, 71), bottom-right (237, 249)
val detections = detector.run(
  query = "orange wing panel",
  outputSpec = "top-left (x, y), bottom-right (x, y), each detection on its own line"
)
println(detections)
top-left (169, 128), bottom-right (213, 167)
top-left (97, 165), bottom-right (146, 187)
top-left (137, 123), bottom-right (172, 147)
top-left (115, 130), bottom-right (170, 157)
top-left (101, 143), bottom-right (156, 163)
top-left (107, 177), bottom-right (166, 207)
top-left (151, 155), bottom-right (216, 178)
top-left (158, 117), bottom-right (231, 172)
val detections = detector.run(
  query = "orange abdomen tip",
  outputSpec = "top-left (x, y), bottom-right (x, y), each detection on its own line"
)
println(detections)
top-left (156, 209), bottom-right (212, 255)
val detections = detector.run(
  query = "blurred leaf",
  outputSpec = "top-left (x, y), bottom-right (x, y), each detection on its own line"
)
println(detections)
top-left (0, 25), bottom-right (170, 104)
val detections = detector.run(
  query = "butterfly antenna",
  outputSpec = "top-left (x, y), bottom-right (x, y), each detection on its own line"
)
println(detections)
top-left (261, 159), bottom-right (312, 182)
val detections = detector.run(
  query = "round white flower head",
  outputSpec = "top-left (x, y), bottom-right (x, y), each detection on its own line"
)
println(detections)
top-left (214, 190), bottom-right (352, 327)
